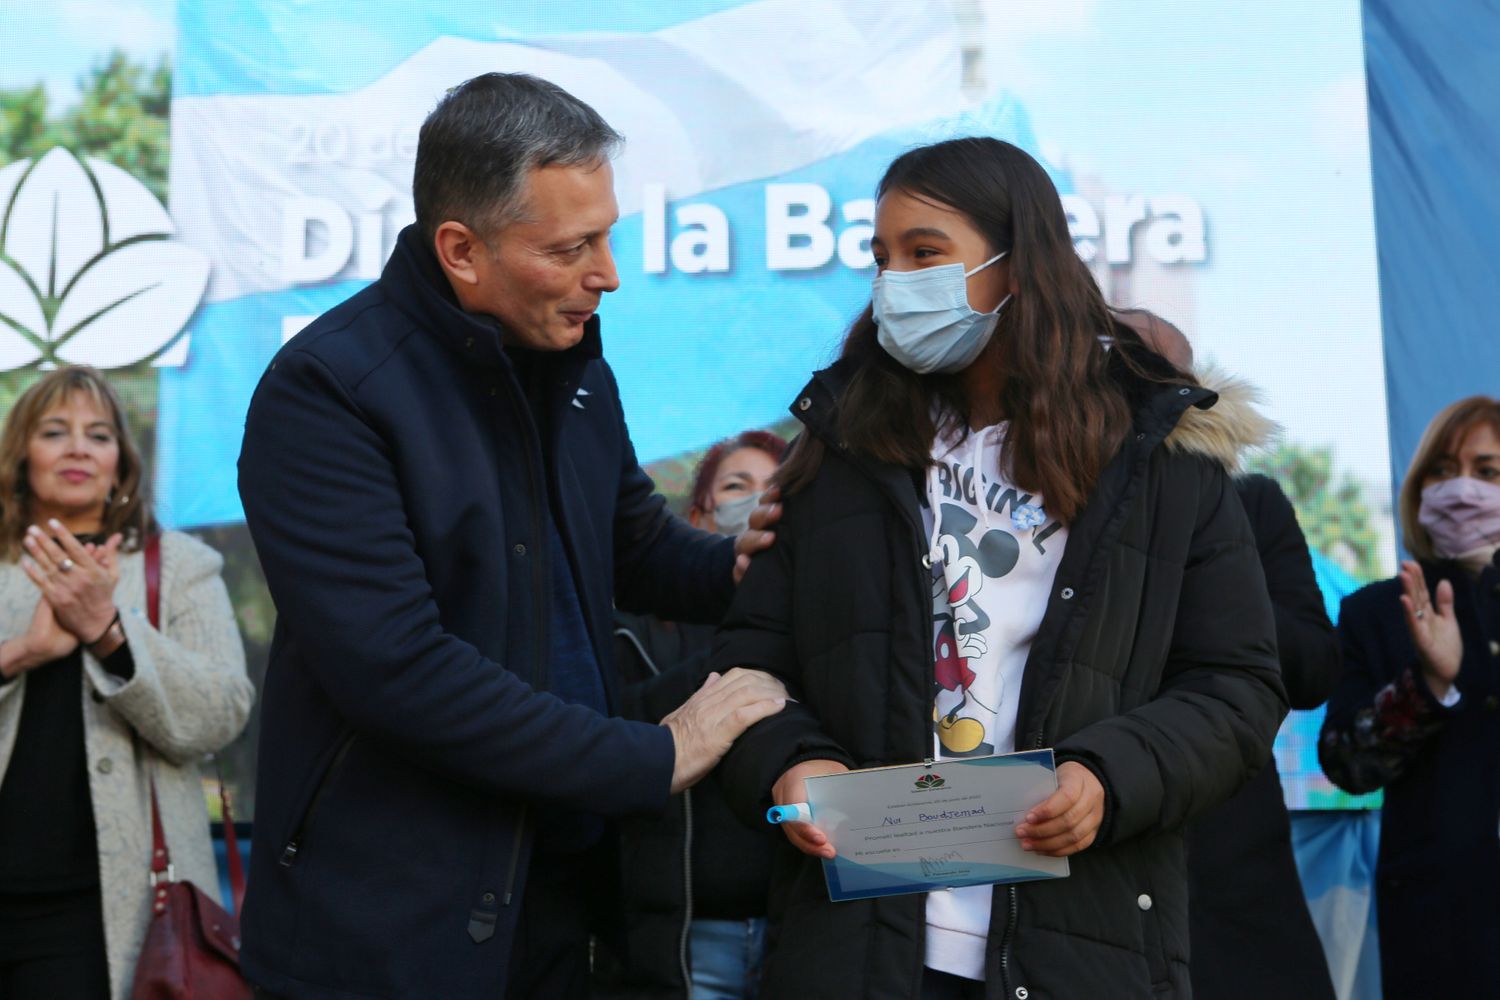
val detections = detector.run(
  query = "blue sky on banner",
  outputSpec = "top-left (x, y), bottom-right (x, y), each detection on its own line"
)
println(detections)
top-left (154, 1), bottom-right (1019, 527)
top-left (7, 0), bottom-right (1379, 544)
top-left (172, 0), bottom-right (761, 96)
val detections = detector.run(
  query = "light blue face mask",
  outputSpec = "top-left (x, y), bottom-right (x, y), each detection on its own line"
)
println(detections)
top-left (711, 490), bottom-right (762, 536)
top-left (873, 251), bottom-right (1010, 374)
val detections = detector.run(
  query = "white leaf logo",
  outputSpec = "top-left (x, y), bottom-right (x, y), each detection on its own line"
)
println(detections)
top-left (0, 148), bottom-right (209, 370)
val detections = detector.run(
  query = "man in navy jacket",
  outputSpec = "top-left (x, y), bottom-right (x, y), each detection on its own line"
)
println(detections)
top-left (237, 74), bottom-right (786, 1000)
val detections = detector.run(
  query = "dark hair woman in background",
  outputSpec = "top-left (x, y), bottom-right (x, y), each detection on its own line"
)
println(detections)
top-left (1321, 395), bottom-right (1500, 999)
top-left (711, 137), bottom-right (1287, 999)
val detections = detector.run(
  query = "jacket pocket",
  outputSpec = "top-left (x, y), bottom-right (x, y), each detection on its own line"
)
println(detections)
top-left (278, 732), bottom-right (357, 867)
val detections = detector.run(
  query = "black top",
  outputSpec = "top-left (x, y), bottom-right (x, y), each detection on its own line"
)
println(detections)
top-left (0, 641), bottom-right (134, 892)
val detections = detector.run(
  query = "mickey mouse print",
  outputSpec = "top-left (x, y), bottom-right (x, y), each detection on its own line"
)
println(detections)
top-left (924, 424), bottom-right (1068, 760)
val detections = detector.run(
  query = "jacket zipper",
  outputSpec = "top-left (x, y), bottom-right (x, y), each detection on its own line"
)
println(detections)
top-left (998, 885), bottom-right (1019, 998)
top-left (279, 734), bottom-right (357, 867)
top-left (494, 371), bottom-right (548, 905)
top-left (679, 788), bottom-right (695, 995)
top-left (913, 505), bottom-right (945, 997)
top-left (998, 732), bottom-right (1046, 994)
top-left (502, 803), bottom-right (528, 905)
top-left (501, 378), bottom-right (552, 692)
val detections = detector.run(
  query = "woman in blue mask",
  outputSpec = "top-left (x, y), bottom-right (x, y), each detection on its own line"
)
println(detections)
top-left (710, 137), bottom-right (1287, 1000)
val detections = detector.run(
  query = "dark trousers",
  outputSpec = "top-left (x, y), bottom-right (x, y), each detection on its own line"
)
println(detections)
top-left (258, 844), bottom-right (615, 1000)
top-left (0, 887), bottom-right (111, 1000)
top-left (505, 843), bottom-right (613, 1000)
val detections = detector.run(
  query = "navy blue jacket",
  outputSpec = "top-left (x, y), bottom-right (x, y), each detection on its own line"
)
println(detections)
top-left (237, 225), bottom-right (735, 999)
top-left (1321, 557), bottom-right (1500, 998)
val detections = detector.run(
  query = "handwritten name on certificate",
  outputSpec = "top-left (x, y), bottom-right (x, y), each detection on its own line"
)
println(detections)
top-left (804, 750), bottom-right (1070, 902)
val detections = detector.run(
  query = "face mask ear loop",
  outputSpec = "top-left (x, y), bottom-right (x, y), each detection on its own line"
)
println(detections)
top-left (964, 250), bottom-right (1011, 320)
top-left (963, 249), bottom-right (1009, 278)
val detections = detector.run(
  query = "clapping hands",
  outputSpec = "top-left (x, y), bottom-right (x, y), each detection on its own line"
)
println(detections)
top-left (1398, 560), bottom-right (1463, 700)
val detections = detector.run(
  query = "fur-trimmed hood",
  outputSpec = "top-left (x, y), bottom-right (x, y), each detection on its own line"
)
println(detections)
top-left (1164, 362), bottom-right (1278, 473)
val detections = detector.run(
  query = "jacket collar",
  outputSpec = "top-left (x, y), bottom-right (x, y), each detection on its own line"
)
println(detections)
top-left (380, 223), bottom-right (604, 370)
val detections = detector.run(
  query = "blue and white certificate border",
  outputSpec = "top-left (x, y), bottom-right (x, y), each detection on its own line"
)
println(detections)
top-left (814, 750), bottom-right (1070, 903)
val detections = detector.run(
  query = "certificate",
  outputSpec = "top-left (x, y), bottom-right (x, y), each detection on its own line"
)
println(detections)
top-left (803, 750), bottom-right (1070, 902)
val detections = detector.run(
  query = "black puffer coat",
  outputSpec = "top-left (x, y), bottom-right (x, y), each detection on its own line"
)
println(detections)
top-left (1186, 474), bottom-right (1338, 1000)
top-left (712, 349), bottom-right (1288, 1000)
top-left (593, 612), bottom-right (774, 999)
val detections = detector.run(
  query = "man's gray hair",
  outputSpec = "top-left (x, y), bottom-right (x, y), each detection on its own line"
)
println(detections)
top-left (413, 73), bottom-right (623, 244)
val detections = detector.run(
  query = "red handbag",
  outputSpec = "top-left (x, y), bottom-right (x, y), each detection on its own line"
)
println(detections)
top-left (130, 534), bottom-right (252, 1000)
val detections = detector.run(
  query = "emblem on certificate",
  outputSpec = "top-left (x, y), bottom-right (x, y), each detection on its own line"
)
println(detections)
top-left (799, 749), bottom-right (1071, 902)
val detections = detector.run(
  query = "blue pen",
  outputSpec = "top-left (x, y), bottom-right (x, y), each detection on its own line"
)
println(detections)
top-left (766, 802), bottom-right (812, 824)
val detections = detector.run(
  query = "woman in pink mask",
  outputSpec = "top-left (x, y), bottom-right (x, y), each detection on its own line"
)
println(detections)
top-left (1320, 394), bottom-right (1500, 998)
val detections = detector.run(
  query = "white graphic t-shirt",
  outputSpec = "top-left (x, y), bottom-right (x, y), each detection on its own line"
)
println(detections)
top-left (921, 422), bottom-right (1068, 982)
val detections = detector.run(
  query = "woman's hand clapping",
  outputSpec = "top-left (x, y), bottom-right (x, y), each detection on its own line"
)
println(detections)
top-left (0, 596), bottom-right (80, 679)
top-left (1398, 560), bottom-right (1463, 701)
top-left (19, 521), bottom-right (123, 645)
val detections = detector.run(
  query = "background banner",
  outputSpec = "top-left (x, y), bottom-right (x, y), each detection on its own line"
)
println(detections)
top-left (0, 0), bottom-right (1387, 813)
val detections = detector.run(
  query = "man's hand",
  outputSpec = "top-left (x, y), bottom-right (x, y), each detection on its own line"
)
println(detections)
top-left (732, 485), bottom-right (782, 584)
top-left (663, 667), bottom-right (787, 793)
top-left (1013, 761), bottom-right (1105, 857)
top-left (771, 758), bottom-right (848, 858)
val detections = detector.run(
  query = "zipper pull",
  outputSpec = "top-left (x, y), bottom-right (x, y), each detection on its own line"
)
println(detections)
top-left (279, 840), bottom-right (301, 867)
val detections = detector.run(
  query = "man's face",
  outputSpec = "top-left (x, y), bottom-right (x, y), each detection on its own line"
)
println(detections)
top-left (467, 159), bottom-right (621, 351)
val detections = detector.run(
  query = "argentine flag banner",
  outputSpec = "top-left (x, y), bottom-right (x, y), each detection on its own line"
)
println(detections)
top-left (138, 0), bottom-right (1385, 818)
top-left (165, 0), bottom-right (989, 527)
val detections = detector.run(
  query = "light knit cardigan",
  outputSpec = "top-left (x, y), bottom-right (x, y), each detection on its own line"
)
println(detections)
top-left (0, 530), bottom-right (254, 998)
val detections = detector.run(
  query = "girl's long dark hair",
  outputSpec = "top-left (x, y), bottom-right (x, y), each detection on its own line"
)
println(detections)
top-left (778, 137), bottom-right (1141, 524)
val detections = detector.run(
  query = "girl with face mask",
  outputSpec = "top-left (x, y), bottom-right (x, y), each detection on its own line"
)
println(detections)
top-left (596, 430), bottom-right (785, 1000)
top-left (710, 137), bottom-right (1288, 1000)
top-left (1320, 396), bottom-right (1500, 998)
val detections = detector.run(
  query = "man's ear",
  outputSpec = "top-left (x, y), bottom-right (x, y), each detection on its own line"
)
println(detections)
top-left (433, 221), bottom-right (486, 288)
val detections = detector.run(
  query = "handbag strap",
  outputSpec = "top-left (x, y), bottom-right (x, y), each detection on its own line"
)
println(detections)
top-left (146, 773), bottom-right (172, 914)
top-left (145, 533), bottom-right (160, 630)
top-left (141, 533), bottom-right (247, 913)
top-left (218, 762), bottom-right (246, 913)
